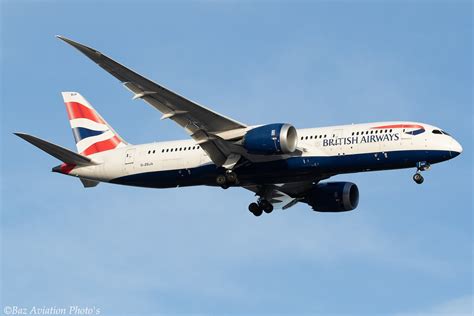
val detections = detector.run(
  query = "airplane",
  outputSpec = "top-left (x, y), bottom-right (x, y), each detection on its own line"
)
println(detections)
top-left (15, 36), bottom-right (463, 216)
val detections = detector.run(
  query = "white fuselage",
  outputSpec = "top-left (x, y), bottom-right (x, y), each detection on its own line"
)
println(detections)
top-left (62, 121), bottom-right (462, 188)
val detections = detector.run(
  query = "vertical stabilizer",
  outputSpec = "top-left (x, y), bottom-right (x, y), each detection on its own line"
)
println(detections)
top-left (61, 92), bottom-right (127, 156)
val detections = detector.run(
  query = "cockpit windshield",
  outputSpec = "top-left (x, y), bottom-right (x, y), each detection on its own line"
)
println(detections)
top-left (432, 129), bottom-right (451, 136)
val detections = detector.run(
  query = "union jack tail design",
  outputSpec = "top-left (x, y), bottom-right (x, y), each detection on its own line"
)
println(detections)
top-left (61, 92), bottom-right (127, 156)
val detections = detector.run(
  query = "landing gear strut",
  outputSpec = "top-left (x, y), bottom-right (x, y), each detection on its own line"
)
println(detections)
top-left (413, 161), bottom-right (430, 184)
top-left (248, 199), bottom-right (273, 216)
top-left (216, 170), bottom-right (238, 189)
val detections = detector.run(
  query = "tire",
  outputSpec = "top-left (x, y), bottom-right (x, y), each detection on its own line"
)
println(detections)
top-left (248, 202), bottom-right (259, 213)
top-left (216, 174), bottom-right (227, 186)
top-left (253, 208), bottom-right (263, 217)
top-left (248, 203), bottom-right (263, 216)
top-left (413, 173), bottom-right (424, 184)
top-left (225, 171), bottom-right (237, 184)
top-left (260, 200), bottom-right (274, 213)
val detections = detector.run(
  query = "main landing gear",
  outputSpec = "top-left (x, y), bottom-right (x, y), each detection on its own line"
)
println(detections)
top-left (216, 170), bottom-right (238, 189)
top-left (248, 199), bottom-right (274, 217)
top-left (413, 161), bottom-right (430, 184)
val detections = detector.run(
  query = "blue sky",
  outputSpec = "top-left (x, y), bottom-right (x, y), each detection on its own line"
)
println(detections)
top-left (1, 1), bottom-right (472, 315)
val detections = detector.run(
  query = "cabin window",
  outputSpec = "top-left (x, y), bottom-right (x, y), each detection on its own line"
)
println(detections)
top-left (390, 129), bottom-right (393, 133)
top-left (324, 134), bottom-right (327, 138)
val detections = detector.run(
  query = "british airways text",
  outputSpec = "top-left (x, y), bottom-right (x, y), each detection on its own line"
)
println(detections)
top-left (323, 133), bottom-right (400, 147)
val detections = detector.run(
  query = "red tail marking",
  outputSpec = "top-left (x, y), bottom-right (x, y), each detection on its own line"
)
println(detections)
top-left (65, 102), bottom-right (105, 124)
top-left (80, 135), bottom-right (121, 156)
top-left (60, 163), bottom-right (76, 174)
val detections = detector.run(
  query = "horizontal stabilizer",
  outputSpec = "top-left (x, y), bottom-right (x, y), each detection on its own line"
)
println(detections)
top-left (14, 132), bottom-right (97, 166)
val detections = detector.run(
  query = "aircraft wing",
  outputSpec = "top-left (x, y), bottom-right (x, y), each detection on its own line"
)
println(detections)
top-left (57, 36), bottom-right (247, 167)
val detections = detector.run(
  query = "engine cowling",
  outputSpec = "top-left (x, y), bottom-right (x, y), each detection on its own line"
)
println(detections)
top-left (243, 123), bottom-right (298, 155)
top-left (304, 182), bottom-right (359, 212)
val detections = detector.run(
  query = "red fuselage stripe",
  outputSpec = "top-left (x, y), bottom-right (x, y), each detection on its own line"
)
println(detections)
top-left (371, 124), bottom-right (424, 130)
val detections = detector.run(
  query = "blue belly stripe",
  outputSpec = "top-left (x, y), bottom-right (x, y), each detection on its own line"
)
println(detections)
top-left (109, 150), bottom-right (454, 189)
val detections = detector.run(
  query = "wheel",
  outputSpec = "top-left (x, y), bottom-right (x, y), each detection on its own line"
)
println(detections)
top-left (248, 203), bottom-right (263, 216)
top-left (248, 202), bottom-right (259, 213)
top-left (260, 200), bottom-right (274, 213)
top-left (413, 173), bottom-right (424, 184)
top-left (225, 171), bottom-right (237, 184)
top-left (216, 174), bottom-right (227, 186)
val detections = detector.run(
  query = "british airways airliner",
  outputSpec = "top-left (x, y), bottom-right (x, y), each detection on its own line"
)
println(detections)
top-left (15, 36), bottom-right (463, 216)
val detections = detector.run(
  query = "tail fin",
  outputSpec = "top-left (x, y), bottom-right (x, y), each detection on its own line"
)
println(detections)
top-left (61, 92), bottom-right (127, 156)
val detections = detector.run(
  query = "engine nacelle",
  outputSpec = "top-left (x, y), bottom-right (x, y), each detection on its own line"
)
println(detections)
top-left (243, 123), bottom-right (298, 155)
top-left (304, 182), bottom-right (359, 212)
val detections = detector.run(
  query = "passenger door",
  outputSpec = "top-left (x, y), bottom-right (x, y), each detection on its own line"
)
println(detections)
top-left (124, 148), bottom-right (136, 174)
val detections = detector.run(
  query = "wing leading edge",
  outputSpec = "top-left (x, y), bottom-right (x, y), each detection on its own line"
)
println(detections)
top-left (56, 35), bottom-right (247, 166)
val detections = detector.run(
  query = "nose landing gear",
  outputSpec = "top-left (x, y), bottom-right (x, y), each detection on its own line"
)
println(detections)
top-left (413, 161), bottom-right (430, 184)
top-left (413, 173), bottom-right (424, 184)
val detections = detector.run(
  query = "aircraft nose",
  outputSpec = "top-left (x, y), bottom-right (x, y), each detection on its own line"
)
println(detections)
top-left (451, 139), bottom-right (463, 158)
